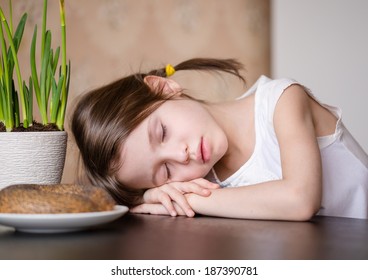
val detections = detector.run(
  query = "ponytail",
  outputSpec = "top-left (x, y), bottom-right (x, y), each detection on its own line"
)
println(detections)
top-left (147, 58), bottom-right (246, 83)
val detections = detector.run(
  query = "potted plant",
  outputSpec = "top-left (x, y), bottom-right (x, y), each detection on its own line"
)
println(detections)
top-left (0, 0), bottom-right (71, 189)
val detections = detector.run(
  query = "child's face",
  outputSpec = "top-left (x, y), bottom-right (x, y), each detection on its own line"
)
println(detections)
top-left (115, 98), bottom-right (228, 189)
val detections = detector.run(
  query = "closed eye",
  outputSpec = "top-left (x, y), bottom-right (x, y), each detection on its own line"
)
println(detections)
top-left (161, 123), bottom-right (167, 142)
top-left (160, 123), bottom-right (170, 180)
top-left (165, 163), bottom-right (171, 180)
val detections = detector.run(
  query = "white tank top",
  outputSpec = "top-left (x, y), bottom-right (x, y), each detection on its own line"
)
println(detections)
top-left (208, 76), bottom-right (368, 219)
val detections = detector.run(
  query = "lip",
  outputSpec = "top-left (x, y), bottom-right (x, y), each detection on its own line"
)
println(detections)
top-left (196, 139), bottom-right (203, 163)
top-left (197, 137), bottom-right (210, 163)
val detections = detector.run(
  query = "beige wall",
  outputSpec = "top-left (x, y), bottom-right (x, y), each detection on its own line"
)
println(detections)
top-left (3, 0), bottom-right (270, 183)
top-left (272, 0), bottom-right (368, 153)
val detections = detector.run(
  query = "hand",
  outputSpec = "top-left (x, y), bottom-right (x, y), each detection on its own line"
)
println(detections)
top-left (131, 178), bottom-right (219, 217)
top-left (130, 202), bottom-right (186, 216)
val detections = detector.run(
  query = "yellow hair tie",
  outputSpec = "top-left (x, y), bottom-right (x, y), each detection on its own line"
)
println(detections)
top-left (165, 64), bottom-right (176, 77)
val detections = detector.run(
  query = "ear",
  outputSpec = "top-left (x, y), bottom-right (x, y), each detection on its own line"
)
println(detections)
top-left (143, 75), bottom-right (182, 96)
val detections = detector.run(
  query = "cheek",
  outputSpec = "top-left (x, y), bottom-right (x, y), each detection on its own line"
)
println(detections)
top-left (173, 165), bottom-right (211, 182)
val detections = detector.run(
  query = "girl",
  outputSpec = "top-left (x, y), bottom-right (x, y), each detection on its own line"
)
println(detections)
top-left (71, 58), bottom-right (368, 220)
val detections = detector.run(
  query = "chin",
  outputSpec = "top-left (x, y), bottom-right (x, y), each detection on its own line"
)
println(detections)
top-left (199, 165), bottom-right (214, 179)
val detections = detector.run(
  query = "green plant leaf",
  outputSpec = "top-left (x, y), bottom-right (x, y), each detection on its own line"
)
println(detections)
top-left (50, 74), bottom-right (64, 123)
top-left (23, 78), bottom-right (33, 126)
top-left (11, 13), bottom-right (27, 53)
top-left (0, 78), bottom-right (5, 122)
top-left (39, 30), bottom-right (51, 124)
top-left (45, 58), bottom-right (52, 108)
top-left (12, 81), bottom-right (19, 128)
top-left (41, 0), bottom-right (48, 60)
top-left (0, 10), bottom-right (14, 130)
top-left (0, 8), bottom-right (28, 128)
top-left (52, 46), bottom-right (60, 75)
top-left (1, 0), bottom-right (70, 131)
top-left (30, 25), bottom-right (41, 109)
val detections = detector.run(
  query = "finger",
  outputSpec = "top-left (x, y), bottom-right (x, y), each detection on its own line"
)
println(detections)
top-left (182, 182), bottom-right (212, 196)
top-left (172, 202), bottom-right (194, 217)
top-left (191, 178), bottom-right (220, 189)
top-left (162, 184), bottom-right (195, 217)
top-left (130, 204), bottom-right (170, 216)
top-left (157, 192), bottom-right (178, 217)
top-left (130, 203), bottom-right (191, 217)
top-left (174, 179), bottom-right (219, 197)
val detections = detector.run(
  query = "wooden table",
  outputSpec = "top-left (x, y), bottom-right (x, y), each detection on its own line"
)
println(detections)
top-left (0, 214), bottom-right (367, 259)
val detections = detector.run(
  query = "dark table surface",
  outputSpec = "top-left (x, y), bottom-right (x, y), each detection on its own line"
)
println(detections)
top-left (0, 213), bottom-right (368, 260)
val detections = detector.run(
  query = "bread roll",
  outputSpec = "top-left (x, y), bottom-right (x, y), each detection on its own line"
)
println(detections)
top-left (0, 184), bottom-right (116, 214)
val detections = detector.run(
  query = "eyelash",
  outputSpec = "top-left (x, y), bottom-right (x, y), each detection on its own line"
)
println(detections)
top-left (161, 124), bottom-right (167, 141)
top-left (161, 123), bottom-right (170, 180)
top-left (165, 163), bottom-right (171, 180)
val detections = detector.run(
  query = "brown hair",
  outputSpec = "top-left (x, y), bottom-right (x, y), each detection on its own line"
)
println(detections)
top-left (71, 58), bottom-right (245, 207)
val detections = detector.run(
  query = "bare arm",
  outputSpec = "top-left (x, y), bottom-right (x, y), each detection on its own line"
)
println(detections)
top-left (186, 85), bottom-right (322, 221)
top-left (131, 85), bottom-right (323, 221)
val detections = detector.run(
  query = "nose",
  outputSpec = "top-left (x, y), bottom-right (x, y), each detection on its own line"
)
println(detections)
top-left (162, 143), bottom-right (190, 165)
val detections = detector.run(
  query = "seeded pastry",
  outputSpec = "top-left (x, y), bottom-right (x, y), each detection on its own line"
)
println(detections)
top-left (0, 184), bottom-right (116, 214)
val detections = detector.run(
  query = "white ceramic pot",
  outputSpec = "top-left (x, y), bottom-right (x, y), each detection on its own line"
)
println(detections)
top-left (0, 131), bottom-right (67, 190)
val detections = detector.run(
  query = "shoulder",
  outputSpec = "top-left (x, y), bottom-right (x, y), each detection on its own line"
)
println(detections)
top-left (252, 77), bottom-right (317, 151)
top-left (275, 83), bottom-right (310, 111)
top-left (238, 76), bottom-right (294, 100)
top-left (256, 77), bottom-right (301, 104)
top-left (244, 76), bottom-right (313, 125)
top-left (274, 84), bottom-right (313, 131)
top-left (251, 77), bottom-right (306, 124)
top-left (273, 83), bottom-right (315, 143)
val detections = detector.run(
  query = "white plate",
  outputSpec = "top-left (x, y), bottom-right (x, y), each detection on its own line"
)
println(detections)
top-left (0, 205), bottom-right (128, 233)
